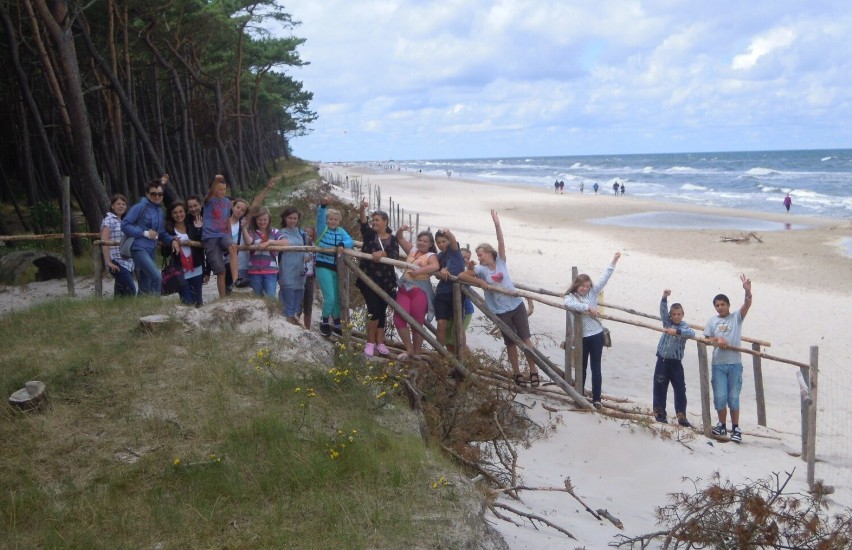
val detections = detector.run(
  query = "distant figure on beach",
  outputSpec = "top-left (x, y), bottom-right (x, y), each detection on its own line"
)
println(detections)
top-left (783, 193), bottom-right (792, 213)
top-left (446, 170), bottom-right (453, 178)
top-left (459, 210), bottom-right (540, 388)
top-left (554, 180), bottom-right (560, 194)
top-left (620, 183), bottom-right (625, 195)
top-left (593, 182), bottom-right (599, 194)
top-left (704, 274), bottom-right (753, 444)
top-left (579, 182), bottom-right (585, 193)
top-left (563, 252), bottom-right (621, 409)
top-left (612, 182), bottom-right (620, 195)
top-left (559, 180), bottom-right (565, 194)
top-left (653, 289), bottom-right (695, 426)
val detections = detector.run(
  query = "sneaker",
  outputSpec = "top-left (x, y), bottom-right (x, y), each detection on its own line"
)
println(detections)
top-left (320, 323), bottom-right (332, 337)
top-left (234, 277), bottom-right (251, 288)
top-left (655, 414), bottom-right (668, 423)
top-left (333, 326), bottom-right (343, 336)
top-left (376, 343), bottom-right (390, 356)
top-left (712, 422), bottom-right (727, 437)
top-left (676, 413), bottom-right (692, 428)
top-left (593, 401), bottom-right (602, 410)
top-left (731, 426), bottom-right (743, 443)
top-left (364, 343), bottom-right (375, 357)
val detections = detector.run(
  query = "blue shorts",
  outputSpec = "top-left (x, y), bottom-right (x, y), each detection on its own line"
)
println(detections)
top-left (711, 363), bottom-right (743, 411)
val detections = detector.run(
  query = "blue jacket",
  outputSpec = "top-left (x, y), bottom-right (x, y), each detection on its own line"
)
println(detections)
top-left (656, 297), bottom-right (696, 360)
top-left (122, 197), bottom-right (175, 254)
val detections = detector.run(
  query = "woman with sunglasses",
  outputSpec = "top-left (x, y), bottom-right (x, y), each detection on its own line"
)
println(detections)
top-left (122, 177), bottom-right (181, 295)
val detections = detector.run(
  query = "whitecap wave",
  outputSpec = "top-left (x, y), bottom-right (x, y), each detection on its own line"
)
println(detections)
top-left (746, 167), bottom-right (777, 176)
top-left (667, 166), bottom-right (698, 173)
top-left (821, 156), bottom-right (832, 161)
top-left (680, 183), bottom-right (709, 191)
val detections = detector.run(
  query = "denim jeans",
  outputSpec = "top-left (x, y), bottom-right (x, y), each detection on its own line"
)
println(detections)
top-left (652, 355), bottom-right (687, 417)
top-left (249, 273), bottom-right (278, 298)
top-left (112, 264), bottom-right (136, 297)
top-left (180, 274), bottom-right (204, 307)
top-left (581, 331), bottom-right (606, 401)
top-left (131, 248), bottom-right (161, 295)
top-left (280, 287), bottom-right (305, 317)
top-left (711, 363), bottom-right (743, 411)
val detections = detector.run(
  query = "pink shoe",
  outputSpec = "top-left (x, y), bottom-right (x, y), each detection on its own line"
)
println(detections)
top-left (364, 343), bottom-right (375, 357)
top-left (376, 343), bottom-right (390, 356)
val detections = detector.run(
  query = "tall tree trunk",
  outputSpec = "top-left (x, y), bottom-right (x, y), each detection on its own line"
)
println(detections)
top-left (32, 0), bottom-right (108, 230)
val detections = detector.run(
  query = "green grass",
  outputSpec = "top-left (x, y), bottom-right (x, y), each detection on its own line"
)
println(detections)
top-left (0, 297), bottom-right (474, 548)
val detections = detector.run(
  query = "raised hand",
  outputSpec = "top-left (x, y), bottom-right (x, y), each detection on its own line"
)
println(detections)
top-left (663, 289), bottom-right (671, 298)
top-left (741, 273), bottom-right (752, 293)
top-left (612, 251), bottom-right (621, 264)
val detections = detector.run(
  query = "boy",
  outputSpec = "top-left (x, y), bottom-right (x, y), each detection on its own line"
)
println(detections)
top-left (203, 175), bottom-right (240, 298)
top-left (704, 274), bottom-right (753, 443)
top-left (653, 289), bottom-right (696, 426)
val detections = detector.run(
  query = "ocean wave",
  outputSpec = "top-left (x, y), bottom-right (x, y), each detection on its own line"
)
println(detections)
top-left (642, 166), bottom-right (653, 173)
top-left (746, 167), bottom-right (778, 176)
top-left (821, 156), bottom-right (832, 161)
top-left (667, 166), bottom-right (699, 173)
top-left (680, 183), bottom-right (709, 191)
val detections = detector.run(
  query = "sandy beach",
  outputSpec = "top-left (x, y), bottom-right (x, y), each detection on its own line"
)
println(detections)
top-left (332, 164), bottom-right (852, 547)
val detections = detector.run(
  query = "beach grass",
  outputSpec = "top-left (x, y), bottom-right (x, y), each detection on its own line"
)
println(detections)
top-left (0, 297), bottom-right (470, 548)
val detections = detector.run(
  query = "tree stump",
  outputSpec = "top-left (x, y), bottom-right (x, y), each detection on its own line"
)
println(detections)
top-left (139, 314), bottom-right (172, 332)
top-left (9, 380), bottom-right (48, 411)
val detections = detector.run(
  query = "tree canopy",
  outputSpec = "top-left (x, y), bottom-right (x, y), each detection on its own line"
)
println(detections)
top-left (0, 0), bottom-right (316, 232)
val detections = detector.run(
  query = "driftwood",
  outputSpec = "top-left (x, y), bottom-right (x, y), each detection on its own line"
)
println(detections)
top-left (9, 380), bottom-right (48, 411)
top-left (597, 508), bottom-right (624, 529)
top-left (720, 231), bottom-right (763, 244)
top-left (489, 502), bottom-right (576, 539)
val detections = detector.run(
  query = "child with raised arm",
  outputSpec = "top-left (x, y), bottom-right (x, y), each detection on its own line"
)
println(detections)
top-left (563, 251), bottom-right (621, 408)
top-left (653, 289), bottom-right (696, 426)
top-left (315, 196), bottom-right (354, 336)
top-left (203, 175), bottom-right (239, 298)
top-left (704, 274), bottom-right (753, 443)
top-left (459, 210), bottom-right (540, 388)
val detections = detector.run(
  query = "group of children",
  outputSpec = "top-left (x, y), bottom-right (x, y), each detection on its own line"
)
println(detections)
top-left (110, 180), bottom-right (755, 442)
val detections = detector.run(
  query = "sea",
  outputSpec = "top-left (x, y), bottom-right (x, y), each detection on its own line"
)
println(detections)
top-left (380, 149), bottom-right (852, 220)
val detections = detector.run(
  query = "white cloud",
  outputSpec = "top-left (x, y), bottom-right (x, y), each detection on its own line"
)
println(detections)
top-left (278, 1), bottom-right (852, 160)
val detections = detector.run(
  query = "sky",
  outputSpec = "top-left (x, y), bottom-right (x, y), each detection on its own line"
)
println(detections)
top-left (274, 1), bottom-right (852, 162)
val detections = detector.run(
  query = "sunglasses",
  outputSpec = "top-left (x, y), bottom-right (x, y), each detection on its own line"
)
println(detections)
top-left (149, 192), bottom-right (164, 197)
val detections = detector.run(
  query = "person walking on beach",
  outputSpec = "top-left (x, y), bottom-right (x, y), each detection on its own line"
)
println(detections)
top-left (554, 180), bottom-right (559, 194)
top-left (783, 193), bottom-right (792, 213)
top-left (564, 252), bottom-right (621, 408)
top-left (653, 289), bottom-right (695, 426)
top-left (704, 274), bottom-right (753, 443)
top-left (620, 183), bottom-right (625, 195)
top-left (593, 182), bottom-right (599, 194)
top-left (612, 181), bottom-right (620, 195)
top-left (460, 210), bottom-right (540, 388)
top-left (579, 182), bottom-right (585, 193)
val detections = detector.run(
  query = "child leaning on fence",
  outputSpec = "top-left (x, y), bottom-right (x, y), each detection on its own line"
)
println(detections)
top-left (653, 289), bottom-right (696, 427)
top-left (203, 175), bottom-right (239, 298)
top-left (314, 196), bottom-right (354, 336)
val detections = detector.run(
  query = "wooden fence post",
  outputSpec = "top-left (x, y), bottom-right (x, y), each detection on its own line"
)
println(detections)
top-left (752, 342), bottom-right (767, 426)
top-left (807, 346), bottom-right (818, 487)
top-left (696, 342), bottom-right (712, 437)
top-left (452, 281), bottom-right (465, 360)
top-left (93, 244), bottom-right (103, 297)
top-left (61, 176), bottom-right (75, 297)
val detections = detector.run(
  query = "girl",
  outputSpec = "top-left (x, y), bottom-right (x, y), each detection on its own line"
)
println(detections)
top-left (315, 196), bottom-right (354, 336)
top-left (277, 206), bottom-right (309, 324)
top-left (165, 200), bottom-right (206, 306)
top-left (459, 210), bottom-right (540, 387)
top-left (242, 206), bottom-right (281, 298)
top-left (394, 226), bottom-right (439, 359)
top-left (563, 251), bottom-right (621, 408)
top-left (357, 199), bottom-right (400, 357)
top-left (100, 194), bottom-right (136, 297)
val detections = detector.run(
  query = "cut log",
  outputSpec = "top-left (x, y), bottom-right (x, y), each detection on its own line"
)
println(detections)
top-left (9, 380), bottom-right (48, 411)
top-left (139, 314), bottom-right (172, 332)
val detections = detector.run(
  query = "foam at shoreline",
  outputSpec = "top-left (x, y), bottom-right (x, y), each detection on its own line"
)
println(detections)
top-left (589, 211), bottom-right (812, 231)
